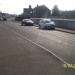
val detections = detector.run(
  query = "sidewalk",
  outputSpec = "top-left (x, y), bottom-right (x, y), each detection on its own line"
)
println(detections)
top-left (56, 28), bottom-right (75, 34)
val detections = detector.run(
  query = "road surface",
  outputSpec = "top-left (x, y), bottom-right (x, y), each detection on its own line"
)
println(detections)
top-left (0, 21), bottom-right (75, 75)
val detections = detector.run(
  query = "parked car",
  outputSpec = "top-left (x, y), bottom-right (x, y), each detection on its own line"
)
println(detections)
top-left (21, 19), bottom-right (34, 26)
top-left (39, 19), bottom-right (55, 29)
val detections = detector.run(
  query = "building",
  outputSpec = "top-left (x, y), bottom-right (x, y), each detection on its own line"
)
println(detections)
top-left (23, 5), bottom-right (32, 18)
top-left (32, 5), bottom-right (51, 18)
top-left (23, 5), bottom-right (51, 18)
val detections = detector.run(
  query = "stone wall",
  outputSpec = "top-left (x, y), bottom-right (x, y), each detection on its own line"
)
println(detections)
top-left (52, 19), bottom-right (75, 30)
top-left (31, 18), bottom-right (75, 30)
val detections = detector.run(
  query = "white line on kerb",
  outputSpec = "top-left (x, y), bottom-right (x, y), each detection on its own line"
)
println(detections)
top-left (15, 31), bottom-right (68, 64)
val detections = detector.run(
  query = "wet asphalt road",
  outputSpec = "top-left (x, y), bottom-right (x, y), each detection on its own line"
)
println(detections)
top-left (0, 21), bottom-right (75, 75)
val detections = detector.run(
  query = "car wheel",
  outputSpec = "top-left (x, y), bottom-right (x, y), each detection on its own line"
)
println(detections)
top-left (53, 26), bottom-right (55, 29)
top-left (39, 25), bottom-right (41, 29)
top-left (52, 27), bottom-right (55, 30)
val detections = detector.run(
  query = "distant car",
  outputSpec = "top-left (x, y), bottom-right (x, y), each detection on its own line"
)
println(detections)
top-left (21, 19), bottom-right (34, 26)
top-left (39, 19), bottom-right (55, 29)
top-left (3, 18), bottom-right (7, 21)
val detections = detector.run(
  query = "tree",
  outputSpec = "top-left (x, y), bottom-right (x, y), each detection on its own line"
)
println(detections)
top-left (52, 5), bottom-right (60, 17)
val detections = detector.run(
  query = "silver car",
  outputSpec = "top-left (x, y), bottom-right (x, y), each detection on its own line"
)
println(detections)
top-left (39, 19), bottom-right (55, 29)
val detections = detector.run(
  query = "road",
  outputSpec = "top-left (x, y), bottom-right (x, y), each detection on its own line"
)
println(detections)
top-left (0, 21), bottom-right (75, 75)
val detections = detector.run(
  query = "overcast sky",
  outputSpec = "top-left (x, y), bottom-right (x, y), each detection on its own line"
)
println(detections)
top-left (0, 0), bottom-right (75, 14)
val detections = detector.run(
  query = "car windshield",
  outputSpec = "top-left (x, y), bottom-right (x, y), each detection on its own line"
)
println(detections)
top-left (25, 19), bottom-right (31, 21)
top-left (44, 20), bottom-right (50, 23)
top-left (42, 19), bottom-right (51, 23)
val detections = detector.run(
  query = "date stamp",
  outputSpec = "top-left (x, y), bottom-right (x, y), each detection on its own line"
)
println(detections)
top-left (62, 64), bottom-right (75, 69)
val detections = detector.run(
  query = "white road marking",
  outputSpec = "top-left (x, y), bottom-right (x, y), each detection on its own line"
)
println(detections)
top-left (13, 29), bottom-right (69, 64)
